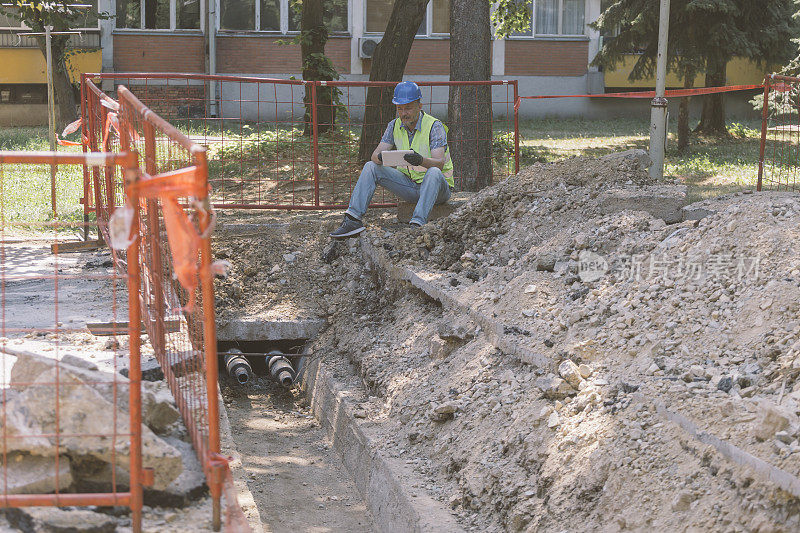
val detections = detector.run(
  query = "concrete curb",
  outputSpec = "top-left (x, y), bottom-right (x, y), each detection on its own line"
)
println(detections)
top-left (360, 237), bottom-right (548, 367)
top-left (302, 356), bottom-right (465, 533)
top-left (218, 394), bottom-right (266, 533)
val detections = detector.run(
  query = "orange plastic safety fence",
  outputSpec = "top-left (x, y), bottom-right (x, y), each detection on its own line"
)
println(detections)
top-left (0, 150), bottom-right (145, 531)
top-left (115, 85), bottom-right (248, 531)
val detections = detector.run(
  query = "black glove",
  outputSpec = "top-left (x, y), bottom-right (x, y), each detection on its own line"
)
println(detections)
top-left (377, 152), bottom-right (383, 164)
top-left (403, 151), bottom-right (423, 166)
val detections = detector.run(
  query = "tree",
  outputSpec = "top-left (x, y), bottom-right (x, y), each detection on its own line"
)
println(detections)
top-left (592, 0), bottom-right (796, 139)
top-left (449, 0), bottom-right (492, 190)
top-left (0, 1), bottom-right (98, 126)
top-left (357, 0), bottom-right (429, 162)
top-left (298, 0), bottom-right (337, 135)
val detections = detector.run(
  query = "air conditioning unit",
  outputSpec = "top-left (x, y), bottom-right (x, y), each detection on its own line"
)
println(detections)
top-left (358, 37), bottom-right (381, 59)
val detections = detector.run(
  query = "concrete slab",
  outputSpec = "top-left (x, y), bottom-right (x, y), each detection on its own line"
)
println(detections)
top-left (216, 319), bottom-right (326, 342)
top-left (598, 184), bottom-right (688, 224)
top-left (302, 356), bottom-right (465, 533)
top-left (359, 238), bottom-right (547, 368)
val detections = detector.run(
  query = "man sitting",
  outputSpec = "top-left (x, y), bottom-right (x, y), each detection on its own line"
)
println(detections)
top-left (330, 81), bottom-right (454, 239)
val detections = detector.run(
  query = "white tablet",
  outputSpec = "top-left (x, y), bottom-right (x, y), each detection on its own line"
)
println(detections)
top-left (380, 150), bottom-right (414, 167)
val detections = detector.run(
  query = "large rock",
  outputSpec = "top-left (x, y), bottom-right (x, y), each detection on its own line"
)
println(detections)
top-left (144, 437), bottom-right (208, 507)
top-left (1, 452), bottom-right (72, 494)
top-left (10, 349), bottom-right (180, 435)
top-left (142, 380), bottom-right (181, 434)
top-left (397, 192), bottom-right (473, 224)
top-left (558, 360), bottom-right (584, 389)
top-left (2, 353), bottom-right (184, 491)
top-left (598, 185), bottom-right (688, 224)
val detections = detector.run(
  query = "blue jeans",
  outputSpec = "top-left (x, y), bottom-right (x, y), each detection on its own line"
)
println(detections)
top-left (345, 162), bottom-right (452, 225)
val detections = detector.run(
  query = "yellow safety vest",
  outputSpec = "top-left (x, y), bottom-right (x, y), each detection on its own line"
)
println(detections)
top-left (392, 112), bottom-right (455, 187)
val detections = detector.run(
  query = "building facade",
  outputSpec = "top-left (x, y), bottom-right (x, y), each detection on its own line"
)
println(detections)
top-left (0, 0), bottom-right (767, 124)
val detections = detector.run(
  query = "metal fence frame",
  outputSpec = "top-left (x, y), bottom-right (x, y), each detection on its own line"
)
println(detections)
top-left (0, 150), bottom-right (146, 531)
top-left (81, 73), bottom-right (520, 210)
top-left (758, 73), bottom-right (800, 192)
top-left (115, 85), bottom-right (248, 531)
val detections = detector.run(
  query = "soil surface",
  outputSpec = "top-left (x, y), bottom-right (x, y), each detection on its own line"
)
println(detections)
top-left (221, 374), bottom-right (374, 533)
top-left (213, 150), bottom-right (800, 532)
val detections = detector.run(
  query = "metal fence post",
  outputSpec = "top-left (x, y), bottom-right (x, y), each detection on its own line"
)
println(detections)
top-left (513, 81), bottom-right (520, 174)
top-left (124, 155), bottom-right (144, 533)
top-left (758, 75), bottom-right (771, 192)
top-left (311, 82), bottom-right (321, 208)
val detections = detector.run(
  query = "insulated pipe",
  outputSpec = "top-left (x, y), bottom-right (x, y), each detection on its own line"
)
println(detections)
top-left (267, 350), bottom-right (296, 388)
top-left (224, 348), bottom-right (252, 384)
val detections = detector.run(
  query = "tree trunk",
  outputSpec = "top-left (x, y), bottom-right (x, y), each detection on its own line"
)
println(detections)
top-left (38, 35), bottom-right (77, 128)
top-left (301, 0), bottom-right (335, 136)
top-left (695, 57), bottom-right (727, 135)
top-left (357, 0), bottom-right (429, 162)
top-left (677, 67), bottom-right (694, 151)
top-left (448, 0), bottom-right (492, 191)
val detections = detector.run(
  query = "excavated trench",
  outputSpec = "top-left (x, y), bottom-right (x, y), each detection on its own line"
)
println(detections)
top-left (215, 151), bottom-right (800, 532)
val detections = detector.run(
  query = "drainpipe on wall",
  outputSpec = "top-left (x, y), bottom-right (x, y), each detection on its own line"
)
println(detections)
top-left (99, 0), bottom-right (114, 92)
top-left (207, 0), bottom-right (218, 116)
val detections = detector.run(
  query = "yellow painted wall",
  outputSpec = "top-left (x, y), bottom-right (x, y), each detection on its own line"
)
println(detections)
top-left (0, 48), bottom-right (101, 84)
top-left (604, 54), bottom-right (771, 88)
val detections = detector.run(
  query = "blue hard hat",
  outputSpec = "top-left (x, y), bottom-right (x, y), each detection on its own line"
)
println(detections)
top-left (392, 81), bottom-right (422, 105)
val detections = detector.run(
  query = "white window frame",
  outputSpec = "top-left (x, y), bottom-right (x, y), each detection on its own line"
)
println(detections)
top-left (217, 0), bottom-right (349, 34)
top-left (363, 0), bottom-right (448, 37)
top-left (505, 0), bottom-right (586, 39)
top-left (534, 0), bottom-right (585, 37)
top-left (116, 0), bottom-right (205, 31)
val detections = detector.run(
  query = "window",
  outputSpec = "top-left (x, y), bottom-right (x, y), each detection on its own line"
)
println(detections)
top-left (365, 0), bottom-right (449, 36)
top-left (116, 0), bottom-right (202, 29)
top-left (431, 0), bottom-right (448, 34)
top-left (220, 0), bottom-right (347, 33)
top-left (536, 0), bottom-right (584, 36)
top-left (511, 0), bottom-right (585, 37)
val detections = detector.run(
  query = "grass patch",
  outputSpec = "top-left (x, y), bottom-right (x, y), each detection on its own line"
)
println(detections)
top-left (3, 116), bottom-right (765, 218)
top-left (0, 127), bottom-right (87, 224)
top-left (518, 117), bottom-right (764, 202)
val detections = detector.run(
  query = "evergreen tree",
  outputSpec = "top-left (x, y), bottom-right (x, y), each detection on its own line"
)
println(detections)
top-left (591, 0), bottom-right (796, 140)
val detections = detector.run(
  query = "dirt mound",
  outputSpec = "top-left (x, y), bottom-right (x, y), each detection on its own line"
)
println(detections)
top-left (308, 152), bottom-right (800, 531)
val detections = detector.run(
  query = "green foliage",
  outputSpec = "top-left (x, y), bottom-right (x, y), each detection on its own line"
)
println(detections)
top-left (728, 121), bottom-right (759, 139)
top-left (592, 0), bottom-right (797, 83)
top-left (491, 0), bottom-right (532, 39)
top-left (492, 130), bottom-right (545, 172)
top-left (276, 1), bottom-right (348, 125)
top-left (0, 2), bottom-right (108, 62)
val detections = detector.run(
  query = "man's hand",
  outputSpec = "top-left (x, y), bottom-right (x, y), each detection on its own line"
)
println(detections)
top-left (404, 151), bottom-right (423, 166)
top-left (377, 152), bottom-right (383, 165)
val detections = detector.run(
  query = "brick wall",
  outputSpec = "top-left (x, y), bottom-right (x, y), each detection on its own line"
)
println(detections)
top-left (113, 85), bottom-right (207, 119)
top-left (505, 40), bottom-right (588, 76)
top-left (362, 39), bottom-right (452, 76)
top-left (216, 36), bottom-right (351, 74)
top-left (114, 35), bottom-right (205, 73)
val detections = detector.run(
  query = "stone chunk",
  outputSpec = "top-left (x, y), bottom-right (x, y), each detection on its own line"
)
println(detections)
top-left (558, 360), bottom-right (584, 389)
top-left (753, 400), bottom-right (793, 441)
top-left (5, 507), bottom-right (118, 533)
top-left (1, 452), bottom-right (72, 494)
top-left (598, 185), bottom-right (688, 224)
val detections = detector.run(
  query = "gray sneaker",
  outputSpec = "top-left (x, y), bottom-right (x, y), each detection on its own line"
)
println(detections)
top-left (330, 215), bottom-right (365, 239)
